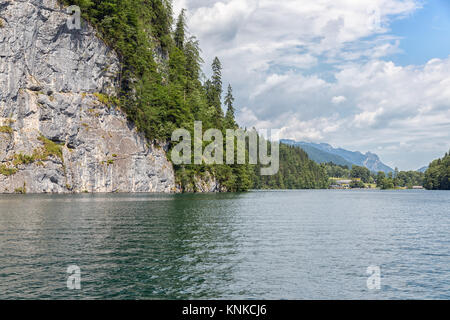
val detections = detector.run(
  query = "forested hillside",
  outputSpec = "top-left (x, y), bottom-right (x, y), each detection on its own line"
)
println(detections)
top-left (424, 152), bottom-right (450, 190)
top-left (253, 144), bottom-right (329, 189)
top-left (61, 0), bottom-right (327, 191)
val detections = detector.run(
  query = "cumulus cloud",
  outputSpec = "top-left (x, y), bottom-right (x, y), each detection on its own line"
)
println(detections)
top-left (332, 96), bottom-right (347, 104)
top-left (173, 0), bottom-right (450, 170)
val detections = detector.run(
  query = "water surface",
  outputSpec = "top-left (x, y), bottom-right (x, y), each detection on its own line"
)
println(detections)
top-left (0, 190), bottom-right (448, 299)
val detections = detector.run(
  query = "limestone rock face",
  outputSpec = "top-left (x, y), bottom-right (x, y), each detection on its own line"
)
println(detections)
top-left (182, 172), bottom-right (228, 193)
top-left (0, 0), bottom-right (176, 193)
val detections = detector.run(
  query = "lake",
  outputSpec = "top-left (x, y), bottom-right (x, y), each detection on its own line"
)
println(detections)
top-left (0, 190), bottom-right (448, 299)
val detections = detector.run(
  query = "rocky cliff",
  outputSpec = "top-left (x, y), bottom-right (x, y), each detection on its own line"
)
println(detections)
top-left (0, 0), bottom-right (176, 193)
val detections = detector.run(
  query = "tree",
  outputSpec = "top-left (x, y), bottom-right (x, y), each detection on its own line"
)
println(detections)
top-left (350, 180), bottom-right (365, 189)
top-left (376, 172), bottom-right (385, 187)
top-left (224, 84), bottom-right (236, 128)
top-left (184, 37), bottom-right (203, 83)
top-left (350, 165), bottom-right (371, 183)
top-left (174, 9), bottom-right (186, 50)
top-left (379, 178), bottom-right (395, 190)
top-left (424, 151), bottom-right (450, 190)
top-left (209, 57), bottom-right (224, 124)
top-left (211, 57), bottom-right (222, 94)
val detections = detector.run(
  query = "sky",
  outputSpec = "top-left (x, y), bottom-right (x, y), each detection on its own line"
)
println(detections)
top-left (172, 0), bottom-right (450, 170)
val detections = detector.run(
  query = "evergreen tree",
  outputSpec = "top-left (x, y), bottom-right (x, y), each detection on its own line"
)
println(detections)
top-left (424, 151), bottom-right (450, 190)
top-left (174, 9), bottom-right (186, 50)
top-left (224, 84), bottom-right (236, 128)
top-left (184, 37), bottom-right (203, 83)
top-left (211, 57), bottom-right (224, 123)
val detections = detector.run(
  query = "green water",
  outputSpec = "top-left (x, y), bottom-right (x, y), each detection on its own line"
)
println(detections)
top-left (0, 190), bottom-right (448, 299)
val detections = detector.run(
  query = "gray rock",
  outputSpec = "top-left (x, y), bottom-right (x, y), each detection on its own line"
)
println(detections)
top-left (182, 172), bottom-right (228, 193)
top-left (0, 0), bottom-right (176, 193)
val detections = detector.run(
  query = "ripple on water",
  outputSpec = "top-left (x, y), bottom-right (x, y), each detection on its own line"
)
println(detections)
top-left (0, 190), bottom-right (448, 299)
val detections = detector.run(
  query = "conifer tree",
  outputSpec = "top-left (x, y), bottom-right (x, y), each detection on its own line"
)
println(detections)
top-left (224, 84), bottom-right (236, 128)
top-left (211, 57), bottom-right (224, 122)
top-left (174, 9), bottom-right (186, 50)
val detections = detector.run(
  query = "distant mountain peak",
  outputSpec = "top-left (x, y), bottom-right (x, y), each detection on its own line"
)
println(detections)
top-left (280, 140), bottom-right (394, 173)
top-left (417, 166), bottom-right (428, 173)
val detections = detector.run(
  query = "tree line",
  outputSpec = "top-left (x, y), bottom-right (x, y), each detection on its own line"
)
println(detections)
top-left (423, 151), bottom-right (450, 190)
top-left (323, 162), bottom-right (425, 189)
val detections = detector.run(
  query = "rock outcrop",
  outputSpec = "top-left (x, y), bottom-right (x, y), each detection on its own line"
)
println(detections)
top-left (0, 0), bottom-right (176, 193)
top-left (183, 172), bottom-right (228, 193)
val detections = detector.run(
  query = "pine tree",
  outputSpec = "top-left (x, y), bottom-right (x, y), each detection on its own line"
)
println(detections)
top-left (211, 57), bottom-right (224, 123)
top-left (174, 9), bottom-right (186, 50)
top-left (211, 57), bottom-right (222, 93)
top-left (224, 84), bottom-right (236, 128)
top-left (184, 37), bottom-right (203, 85)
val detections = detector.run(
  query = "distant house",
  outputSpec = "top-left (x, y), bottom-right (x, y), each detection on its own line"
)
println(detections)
top-left (330, 179), bottom-right (353, 189)
top-left (337, 180), bottom-right (352, 185)
top-left (330, 178), bottom-right (368, 189)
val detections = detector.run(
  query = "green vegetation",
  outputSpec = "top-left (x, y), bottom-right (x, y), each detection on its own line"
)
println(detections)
top-left (5, 136), bottom-right (64, 174)
top-left (14, 183), bottom-right (26, 194)
top-left (93, 92), bottom-right (119, 107)
top-left (0, 126), bottom-right (13, 134)
top-left (13, 153), bottom-right (35, 166)
top-left (424, 151), bottom-right (450, 190)
top-left (350, 165), bottom-right (371, 183)
top-left (0, 165), bottom-right (18, 176)
top-left (324, 163), bottom-right (373, 183)
top-left (36, 135), bottom-right (64, 162)
top-left (376, 172), bottom-right (395, 190)
top-left (324, 162), bottom-right (351, 178)
top-left (324, 162), bottom-right (425, 190)
top-left (253, 144), bottom-right (328, 189)
top-left (349, 180), bottom-right (365, 189)
top-left (58, 1), bottom-right (328, 192)
top-left (376, 169), bottom-right (424, 190)
top-left (324, 163), bottom-right (374, 185)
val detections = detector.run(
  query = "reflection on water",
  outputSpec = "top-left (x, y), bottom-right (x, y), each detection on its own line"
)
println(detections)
top-left (0, 190), bottom-right (449, 299)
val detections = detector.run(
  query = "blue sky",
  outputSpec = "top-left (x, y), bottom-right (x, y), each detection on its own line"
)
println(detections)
top-left (390, 0), bottom-right (450, 66)
top-left (174, 0), bottom-right (450, 170)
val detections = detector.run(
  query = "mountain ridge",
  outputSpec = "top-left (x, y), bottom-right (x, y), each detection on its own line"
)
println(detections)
top-left (281, 140), bottom-right (394, 173)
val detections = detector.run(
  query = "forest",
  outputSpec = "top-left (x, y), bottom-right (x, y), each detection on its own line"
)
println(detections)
top-left (324, 163), bottom-right (425, 189)
top-left (423, 152), bottom-right (450, 190)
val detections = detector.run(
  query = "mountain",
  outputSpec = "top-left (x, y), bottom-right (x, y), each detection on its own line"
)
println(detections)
top-left (0, 0), bottom-right (178, 193)
top-left (281, 140), bottom-right (354, 168)
top-left (281, 140), bottom-right (394, 173)
top-left (417, 166), bottom-right (428, 173)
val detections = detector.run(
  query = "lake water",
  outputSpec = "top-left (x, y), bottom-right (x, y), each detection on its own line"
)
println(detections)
top-left (0, 190), bottom-right (448, 300)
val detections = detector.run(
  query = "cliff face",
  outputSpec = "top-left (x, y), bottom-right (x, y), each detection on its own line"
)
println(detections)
top-left (183, 172), bottom-right (228, 193)
top-left (0, 0), bottom-right (176, 193)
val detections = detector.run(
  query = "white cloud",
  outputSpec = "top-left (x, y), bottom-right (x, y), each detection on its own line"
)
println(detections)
top-left (353, 108), bottom-right (384, 127)
top-left (174, 0), bottom-right (450, 170)
top-left (332, 96), bottom-right (347, 104)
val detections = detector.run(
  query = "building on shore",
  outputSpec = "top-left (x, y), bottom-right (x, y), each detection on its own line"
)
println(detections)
top-left (330, 180), bottom-right (353, 189)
